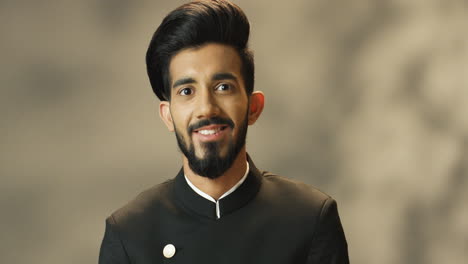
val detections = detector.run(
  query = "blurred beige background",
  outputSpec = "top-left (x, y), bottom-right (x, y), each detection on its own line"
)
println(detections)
top-left (1, 0), bottom-right (468, 263)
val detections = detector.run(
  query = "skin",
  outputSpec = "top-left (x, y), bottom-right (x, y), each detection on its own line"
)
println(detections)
top-left (159, 43), bottom-right (265, 200)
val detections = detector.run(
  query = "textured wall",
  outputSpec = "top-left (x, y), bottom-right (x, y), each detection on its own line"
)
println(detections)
top-left (1, 0), bottom-right (467, 263)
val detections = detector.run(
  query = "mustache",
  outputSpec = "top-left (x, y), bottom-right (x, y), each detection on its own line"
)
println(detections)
top-left (188, 117), bottom-right (235, 133)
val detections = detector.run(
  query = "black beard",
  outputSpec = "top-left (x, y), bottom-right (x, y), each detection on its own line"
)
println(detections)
top-left (174, 114), bottom-right (248, 179)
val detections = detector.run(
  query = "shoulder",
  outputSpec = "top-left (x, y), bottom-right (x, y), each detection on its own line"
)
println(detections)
top-left (259, 171), bottom-right (335, 219)
top-left (261, 171), bottom-right (331, 204)
top-left (109, 179), bottom-right (175, 227)
top-left (253, 171), bottom-right (344, 242)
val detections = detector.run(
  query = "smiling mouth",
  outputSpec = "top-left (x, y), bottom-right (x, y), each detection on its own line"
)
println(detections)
top-left (193, 125), bottom-right (229, 135)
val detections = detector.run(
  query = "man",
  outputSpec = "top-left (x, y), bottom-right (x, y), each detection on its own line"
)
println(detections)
top-left (99, 0), bottom-right (349, 263)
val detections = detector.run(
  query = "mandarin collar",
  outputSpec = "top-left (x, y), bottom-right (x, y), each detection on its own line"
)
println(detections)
top-left (174, 155), bottom-right (262, 220)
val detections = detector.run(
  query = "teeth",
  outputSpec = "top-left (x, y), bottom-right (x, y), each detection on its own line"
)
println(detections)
top-left (198, 129), bottom-right (220, 135)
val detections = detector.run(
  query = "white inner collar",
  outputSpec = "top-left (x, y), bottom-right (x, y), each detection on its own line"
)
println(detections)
top-left (184, 161), bottom-right (250, 218)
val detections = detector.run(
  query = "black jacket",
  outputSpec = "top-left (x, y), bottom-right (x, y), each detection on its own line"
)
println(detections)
top-left (99, 158), bottom-right (349, 264)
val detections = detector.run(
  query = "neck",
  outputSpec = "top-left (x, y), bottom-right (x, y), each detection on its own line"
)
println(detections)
top-left (183, 148), bottom-right (248, 200)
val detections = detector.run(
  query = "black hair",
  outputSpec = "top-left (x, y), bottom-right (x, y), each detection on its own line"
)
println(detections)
top-left (146, 0), bottom-right (254, 101)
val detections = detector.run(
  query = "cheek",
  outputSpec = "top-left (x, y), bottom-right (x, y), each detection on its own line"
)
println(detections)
top-left (228, 104), bottom-right (249, 128)
top-left (170, 108), bottom-right (190, 133)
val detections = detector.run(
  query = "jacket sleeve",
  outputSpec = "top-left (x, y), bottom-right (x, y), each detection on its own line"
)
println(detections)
top-left (99, 216), bottom-right (131, 264)
top-left (306, 198), bottom-right (349, 264)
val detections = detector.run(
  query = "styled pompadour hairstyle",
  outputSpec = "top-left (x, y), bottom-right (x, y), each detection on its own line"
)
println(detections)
top-left (146, 0), bottom-right (254, 101)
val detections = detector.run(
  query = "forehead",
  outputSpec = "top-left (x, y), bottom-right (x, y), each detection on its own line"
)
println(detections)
top-left (169, 43), bottom-right (243, 83)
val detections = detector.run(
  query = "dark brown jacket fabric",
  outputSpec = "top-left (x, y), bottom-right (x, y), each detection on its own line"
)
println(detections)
top-left (99, 158), bottom-right (349, 264)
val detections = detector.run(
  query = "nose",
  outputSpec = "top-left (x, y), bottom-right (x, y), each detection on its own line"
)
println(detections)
top-left (195, 89), bottom-right (220, 119)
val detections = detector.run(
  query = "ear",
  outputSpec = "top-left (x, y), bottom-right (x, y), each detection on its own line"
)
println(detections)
top-left (248, 91), bottom-right (265, 125)
top-left (159, 101), bottom-right (175, 132)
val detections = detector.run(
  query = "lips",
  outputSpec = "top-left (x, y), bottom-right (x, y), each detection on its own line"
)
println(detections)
top-left (192, 124), bottom-right (230, 142)
top-left (193, 125), bottom-right (229, 134)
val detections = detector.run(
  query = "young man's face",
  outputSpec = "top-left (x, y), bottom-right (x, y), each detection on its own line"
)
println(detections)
top-left (159, 43), bottom-right (254, 178)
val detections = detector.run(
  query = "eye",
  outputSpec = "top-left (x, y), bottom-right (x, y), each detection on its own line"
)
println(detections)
top-left (216, 83), bottom-right (231, 91)
top-left (179, 87), bottom-right (193, 96)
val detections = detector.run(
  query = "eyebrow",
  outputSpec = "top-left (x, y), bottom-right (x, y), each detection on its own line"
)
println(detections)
top-left (212, 72), bottom-right (237, 81)
top-left (172, 77), bottom-right (196, 89)
top-left (172, 72), bottom-right (238, 89)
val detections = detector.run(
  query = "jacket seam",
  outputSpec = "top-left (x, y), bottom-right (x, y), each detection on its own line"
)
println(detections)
top-left (110, 215), bottom-right (133, 264)
top-left (306, 196), bottom-right (331, 261)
